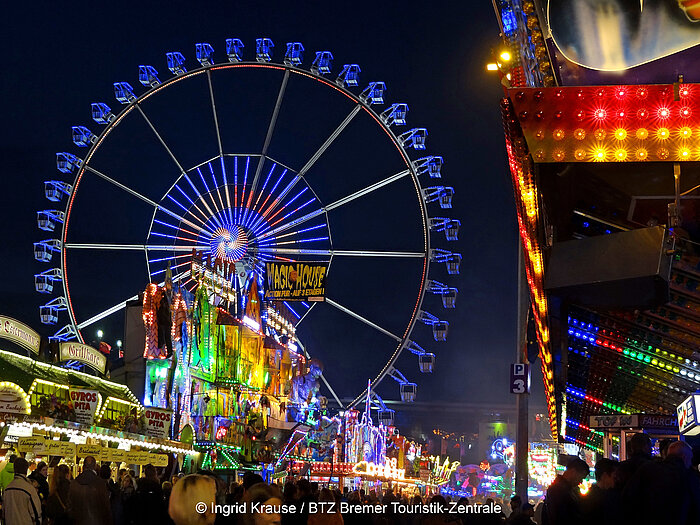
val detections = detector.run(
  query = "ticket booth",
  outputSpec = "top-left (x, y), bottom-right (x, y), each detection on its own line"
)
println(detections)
top-left (588, 414), bottom-right (679, 459)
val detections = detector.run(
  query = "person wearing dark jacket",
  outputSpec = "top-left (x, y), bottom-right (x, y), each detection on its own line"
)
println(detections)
top-left (622, 440), bottom-right (700, 525)
top-left (132, 464), bottom-right (166, 525)
top-left (581, 458), bottom-right (621, 525)
top-left (616, 432), bottom-right (652, 491)
top-left (28, 461), bottom-right (49, 506)
top-left (69, 456), bottom-right (113, 525)
top-left (542, 457), bottom-right (589, 525)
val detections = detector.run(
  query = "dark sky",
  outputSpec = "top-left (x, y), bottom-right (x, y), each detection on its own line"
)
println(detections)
top-left (1, 1), bottom-right (546, 410)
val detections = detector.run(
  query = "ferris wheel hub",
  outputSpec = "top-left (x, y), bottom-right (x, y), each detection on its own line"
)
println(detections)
top-left (210, 224), bottom-right (248, 262)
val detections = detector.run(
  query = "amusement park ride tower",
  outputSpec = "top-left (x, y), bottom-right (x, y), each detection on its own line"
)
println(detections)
top-left (492, 0), bottom-right (700, 501)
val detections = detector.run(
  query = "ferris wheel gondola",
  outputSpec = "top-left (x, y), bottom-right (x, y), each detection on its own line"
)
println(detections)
top-left (33, 38), bottom-right (461, 406)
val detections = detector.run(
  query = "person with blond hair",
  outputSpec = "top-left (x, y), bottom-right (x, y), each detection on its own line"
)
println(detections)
top-left (168, 474), bottom-right (217, 525)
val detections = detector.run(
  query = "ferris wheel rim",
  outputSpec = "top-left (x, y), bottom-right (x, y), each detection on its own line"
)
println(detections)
top-left (57, 59), bottom-right (433, 403)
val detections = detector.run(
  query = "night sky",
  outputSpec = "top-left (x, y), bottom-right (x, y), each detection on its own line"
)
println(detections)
top-left (1, 1), bottom-right (546, 412)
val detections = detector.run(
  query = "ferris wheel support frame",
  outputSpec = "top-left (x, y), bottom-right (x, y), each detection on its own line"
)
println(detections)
top-left (49, 50), bottom-right (458, 404)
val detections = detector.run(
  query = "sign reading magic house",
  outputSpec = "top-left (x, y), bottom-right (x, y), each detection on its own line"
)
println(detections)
top-left (264, 262), bottom-right (327, 301)
top-left (59, 342), bottom-right (107, 374)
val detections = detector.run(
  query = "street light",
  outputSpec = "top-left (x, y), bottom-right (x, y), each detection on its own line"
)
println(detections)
top-left (116, 340), bottom-right (122, 348)
top-left (97, 330), bottom-right (103, 339)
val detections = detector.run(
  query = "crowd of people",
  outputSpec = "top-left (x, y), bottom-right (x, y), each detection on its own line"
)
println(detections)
top-left (1, 434), bottom-right (698, 525)
top-left (541, 434), bottom-right (700, 525)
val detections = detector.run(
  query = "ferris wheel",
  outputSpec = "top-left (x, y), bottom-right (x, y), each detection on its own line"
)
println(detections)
top-left (33, 38), bottom-right (461, 407)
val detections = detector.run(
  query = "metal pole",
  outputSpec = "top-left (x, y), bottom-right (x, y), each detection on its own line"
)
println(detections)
top-left (515, 242), bottom-right (530, 502)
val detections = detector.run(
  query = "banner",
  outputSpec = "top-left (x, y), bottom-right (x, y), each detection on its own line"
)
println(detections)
top-left (264, 262), bottom-right (327, 301)
top-left (152, 454), bottom-right (169, 467)
top-left (68, 388), bottom-right (100, 425)
top-left (45, 441), bottom-right (76, 457)
top-left (17, 437), bottom-right (46, 454)
top-left (77, 444), bottom-right (103, 457)
top-left (59, 342), bottom-right (107, 374)
top-left (0, 382), bottom-right (30, 415)
top-left (143, 407), bottom-right (173, 440)
top-left (125, 451), bottom-right (152, 465)
top-left (0, 316), bottom-right (41, 355)
top-left (108, 449), bottom-right (127, 462)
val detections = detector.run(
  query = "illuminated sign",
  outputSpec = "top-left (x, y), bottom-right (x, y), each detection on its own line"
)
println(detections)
top-left (678, 395), bottom-right (700, 436)
top-left (143, 407), bottom-right (172, 440)
top-left (353, 457), bottom-right (406, 480)
top-left (0, 316), bottom-right (40, 355)
top-left (69, 388), bottom-right (101, 425)
top-left (0, 382), bottom-right (31, 415)
top-left (429, 455), bottom-right (460, 485)
top-left (59, 343), bottom-right (107, 374)
top-left (264, 262), bottom-right (327, 301)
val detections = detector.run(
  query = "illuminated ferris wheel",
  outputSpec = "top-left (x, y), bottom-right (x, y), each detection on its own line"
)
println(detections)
top-left (33, 38), bottom-right (461, 406)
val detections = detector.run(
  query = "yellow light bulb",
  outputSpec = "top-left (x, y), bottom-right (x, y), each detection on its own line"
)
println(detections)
top-left (614, 149), bottom-right (627, 161)
top-left (593, 148), bottom-right (607, 161)
top-left (679, 127), bottom-right (692, 139)
top-left (553, 129), bottom-right (565, 141)
top-left (500, 51), bottom-right (512, 62)
top-left (636, 148), bottom-right (648, 160)
top-left (678, 147), bottom-right (691, 160)
top-left (635, 128), bottom-right (648, 140)
top-left (574, 149), bottom-right (586, 160)
top-left (614, 128), bottom-right (627, 140)
top-left (574, 128), bottom-right (586, 140)
top-left (486, 63), bottom-right (498, 71)
top-left (656, 127), bottom-right (670, 140)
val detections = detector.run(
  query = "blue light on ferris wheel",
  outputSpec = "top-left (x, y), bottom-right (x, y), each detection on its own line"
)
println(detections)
top-left (210, 224), bottom-right (248, 262)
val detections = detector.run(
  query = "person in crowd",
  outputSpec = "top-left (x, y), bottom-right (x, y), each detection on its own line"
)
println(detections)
top-left (46, 464), bottom-right (73, 525)
top-left (581, 458), bottom-right (620, 525)
top-left (101, 462), bottom-right (120, 523)
top-left (133, 463), bottom-right (166, 524)
top-left (280, 482), bottom-right (303, 525)
top-left (0, 454), bottom-right (17, 492)
top-left (168, 474), bottom-right (217, 525)
top-left (541, 457), bottom-right (589, 525)
top-left (622, 440), bottom-right (700, 525)
top-left (69, 456), bottom-right (112, 525)
top-left (509, 503), bottom-right (535, 525)
top-left (28, 461), bottom-right (49, 508)
top-left (616, 432), bottom-right (652, 490)
top-left (114, 474), bottom-right (136, 525)
top-left (240, 482), bottom-right (282, 525)
top-left (505, 495), bottom-right (522, 523)
top-left (2, 457), bottom-right (42, 525)
top-left (307, 487), bottom-right (343, 525)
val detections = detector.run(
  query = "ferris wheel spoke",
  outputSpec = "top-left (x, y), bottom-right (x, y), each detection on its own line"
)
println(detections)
top-left (64, 243), bottom-right (205, 251)
top-left (299, 104), bottom-right (363, 177)
top-left (205, 70), bottom-right (233, 223)
top-left (294, 337), bottom-right (344, 409)
top-left (254, 248), bottom-right (424, 258)
top-left (83, 165), bottom-right (211, 236)
top-left (135, 105), bottom-right (187, 175)
top-left (77, 295), bottom-right (139, 329)
top-left (75, 271), bottom-right (188, 330)
top-left (244, 70), bottom-right (291, 225)
top-left (195, 167), bottom-right (225, 228)
top-left (181, 173), bottom-right (222, 231)
top-left (325, 169), bottom-right (410, 211)
top-left (252, 104), bottom-right (363, 227)
top-left (325, 298), bottom-right (402, 343)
